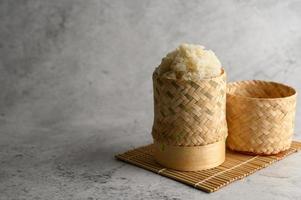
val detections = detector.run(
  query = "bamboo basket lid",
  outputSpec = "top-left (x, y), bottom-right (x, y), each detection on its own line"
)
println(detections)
top-left (226, 80), bottom-right (297, 155)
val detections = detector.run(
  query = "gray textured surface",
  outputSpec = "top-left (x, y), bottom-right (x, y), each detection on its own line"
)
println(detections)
top-left (0, 0), bottom-right (301, 199)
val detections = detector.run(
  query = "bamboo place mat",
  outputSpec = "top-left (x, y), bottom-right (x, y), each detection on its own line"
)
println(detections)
top-left (115, 141), bottom-right (301, 193)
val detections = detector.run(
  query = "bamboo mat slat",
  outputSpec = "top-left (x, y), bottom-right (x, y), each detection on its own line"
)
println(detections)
top-left (115, 141), bottom-right (301, 193)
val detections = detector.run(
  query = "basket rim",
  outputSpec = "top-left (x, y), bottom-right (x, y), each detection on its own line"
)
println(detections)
top-left (227, 80), bottom-right (297, 101)
top-left (153, 68), bottom-right (226, 82)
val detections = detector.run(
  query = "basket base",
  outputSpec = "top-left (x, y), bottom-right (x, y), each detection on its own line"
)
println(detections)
top-left (153, 140), bottom-right (225, 171)
top-left (227, 144), bottom-right (292, 156)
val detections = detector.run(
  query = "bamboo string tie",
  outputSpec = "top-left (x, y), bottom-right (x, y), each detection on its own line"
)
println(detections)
top-left (158, 168), bottom-right (166, 174)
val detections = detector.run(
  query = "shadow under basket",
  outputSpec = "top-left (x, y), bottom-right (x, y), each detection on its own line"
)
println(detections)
top-left (226, 80), bottom-right (297, 155)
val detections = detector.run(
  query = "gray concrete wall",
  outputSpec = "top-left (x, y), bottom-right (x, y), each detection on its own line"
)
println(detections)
top-left (1, 0), bottom-right (301, 133)
top-left (1, 1), bottom-right (301, 199)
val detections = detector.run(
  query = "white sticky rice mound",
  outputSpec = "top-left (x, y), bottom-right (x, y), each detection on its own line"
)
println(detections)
top-left (157, 43), bottom-right (222, 80)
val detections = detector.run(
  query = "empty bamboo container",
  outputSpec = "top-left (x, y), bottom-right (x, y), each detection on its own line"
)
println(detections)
top-left (226, 80), bottom-right (297, 155)
top-left (152, 69), bottom-right (228, 171)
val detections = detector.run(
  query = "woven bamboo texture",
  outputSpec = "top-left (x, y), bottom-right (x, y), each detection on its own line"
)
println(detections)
top-left (116, 141), bottom-right (301, 193)
top-left (227, 80), bottom-right (297, 155)
top-left (152, 69), bottom-right (227, 146)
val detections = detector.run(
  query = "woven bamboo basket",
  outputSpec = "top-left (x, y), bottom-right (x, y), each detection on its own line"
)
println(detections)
top-left (152, 69), bottom-right (228, 171)
top-left (226, 80), bottom-right (297, 155)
